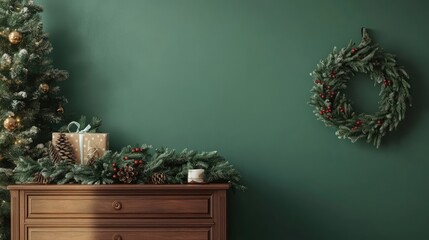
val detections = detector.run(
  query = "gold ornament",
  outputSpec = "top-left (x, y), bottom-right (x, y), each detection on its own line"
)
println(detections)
top-left (3, 116), bottom-right (17, 131)
top-left (8, 31), bottom-right (22, 45)
top-left (39, 83), bottom-right (49, 93)
top-left (57, 106), bottom-right (64, 114)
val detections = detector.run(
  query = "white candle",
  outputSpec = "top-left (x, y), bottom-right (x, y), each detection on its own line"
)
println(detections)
top-left (188, 169), bottom-right (205, 183)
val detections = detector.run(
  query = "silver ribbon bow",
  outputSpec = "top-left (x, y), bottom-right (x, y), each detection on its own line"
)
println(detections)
top-left (67, 121), bottom-right (91, 164)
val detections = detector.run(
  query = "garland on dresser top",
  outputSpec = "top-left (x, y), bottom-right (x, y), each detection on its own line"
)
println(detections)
top-left (308, 28), bottom-right (411, 148)
top-left (12, 117), bottom-right (245, 191)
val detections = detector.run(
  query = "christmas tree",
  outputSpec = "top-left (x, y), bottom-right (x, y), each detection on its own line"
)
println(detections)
top-left (0, 0), bottom-right (68, 239)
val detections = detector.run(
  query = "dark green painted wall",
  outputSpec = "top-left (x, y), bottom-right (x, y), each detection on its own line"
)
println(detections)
top-left (37, 0), bottom-right (429, 239)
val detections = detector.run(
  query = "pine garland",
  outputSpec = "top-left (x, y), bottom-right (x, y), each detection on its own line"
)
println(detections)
top-left (13, 144), bottom-right (246, 191)
top-left (309, 28), bottom-right (411, 148)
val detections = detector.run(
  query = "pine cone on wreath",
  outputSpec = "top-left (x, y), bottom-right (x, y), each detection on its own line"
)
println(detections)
top-left (33, 172), bottom-right (50, 184)
top-left (150, 172), bottom-right (167, 184)
top-left (117, 165), bottom-right (137, 183)
top-left (54, 133), bottom-right (76, 165)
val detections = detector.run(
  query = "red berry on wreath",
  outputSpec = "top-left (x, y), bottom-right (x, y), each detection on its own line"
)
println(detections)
top-left (113, 167), bottom-right (117, 172)
top-left (383, 79), bottom-right (392, 86)
top-left (139, 160), bottom-right (143, 164)
top-left (124, 156), bottom-right (129, 160)
top-left (352, 48), bottom-right (357, 53)
top-left (112, 163), bottom-right (116, 167)
top-left (134, 160), bottom-right (139, 165)
top-left (113, 174), bottom-right (117, 179)
top-left (131, 149), bottom-right (135, 153)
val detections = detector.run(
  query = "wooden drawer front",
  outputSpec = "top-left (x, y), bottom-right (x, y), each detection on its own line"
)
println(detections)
top-left (27, 195), bottom-right (211, 219)
top-left (28, 227), bottom-right (211, 240)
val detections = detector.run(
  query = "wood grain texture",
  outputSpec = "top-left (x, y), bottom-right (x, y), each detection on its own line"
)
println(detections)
top-left (27, 227), bottom-right (211, 240)
top-left (7, 184), bottom-right (229, 240)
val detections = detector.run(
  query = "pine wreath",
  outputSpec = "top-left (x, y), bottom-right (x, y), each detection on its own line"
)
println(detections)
top-left (309, 28), bottom-right (411, 148)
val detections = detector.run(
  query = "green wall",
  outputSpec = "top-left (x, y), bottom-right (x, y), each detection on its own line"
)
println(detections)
top-left (37, 0), bottom-right (429, 239)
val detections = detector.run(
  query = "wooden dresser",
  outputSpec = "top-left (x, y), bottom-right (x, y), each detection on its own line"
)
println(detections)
top-left (7, 184), bottom-right (229, 240)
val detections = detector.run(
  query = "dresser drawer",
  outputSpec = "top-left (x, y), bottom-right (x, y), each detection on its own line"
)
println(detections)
top-left (9, 184), bottom-right (229, 240)
top-left (27, 194), bottom-right (212, 219)
top-left (27, 227), bottom-right (211, 240)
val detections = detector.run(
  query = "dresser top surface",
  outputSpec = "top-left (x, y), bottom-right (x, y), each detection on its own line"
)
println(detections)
top-left (7, 183), bottom-right (230, 191)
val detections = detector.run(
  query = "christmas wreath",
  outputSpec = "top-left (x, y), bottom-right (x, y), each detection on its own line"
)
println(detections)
top-left (309, 28), bottom-right (411, 148)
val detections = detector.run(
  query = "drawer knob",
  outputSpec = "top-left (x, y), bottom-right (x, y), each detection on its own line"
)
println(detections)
top-left (112, 200), bottom-right (122, 210)
top-left (113, 234), bottom-right (123, 240)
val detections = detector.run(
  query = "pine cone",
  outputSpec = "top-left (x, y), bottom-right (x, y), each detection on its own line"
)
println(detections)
top-left (86, 157), bottom-right (96, 166)
top-left (49, 142), bottom-right (61, 164)
top-left (85, 146), bottom-right (99, 166)
top-left (150, 172), bottom-right (166, 184)
top-left (33, 172), bottom-right (50, 184)
top-left (54, 133), bottom-right (76, 165)
top-left (117, 165), bottom-right (137, 183)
